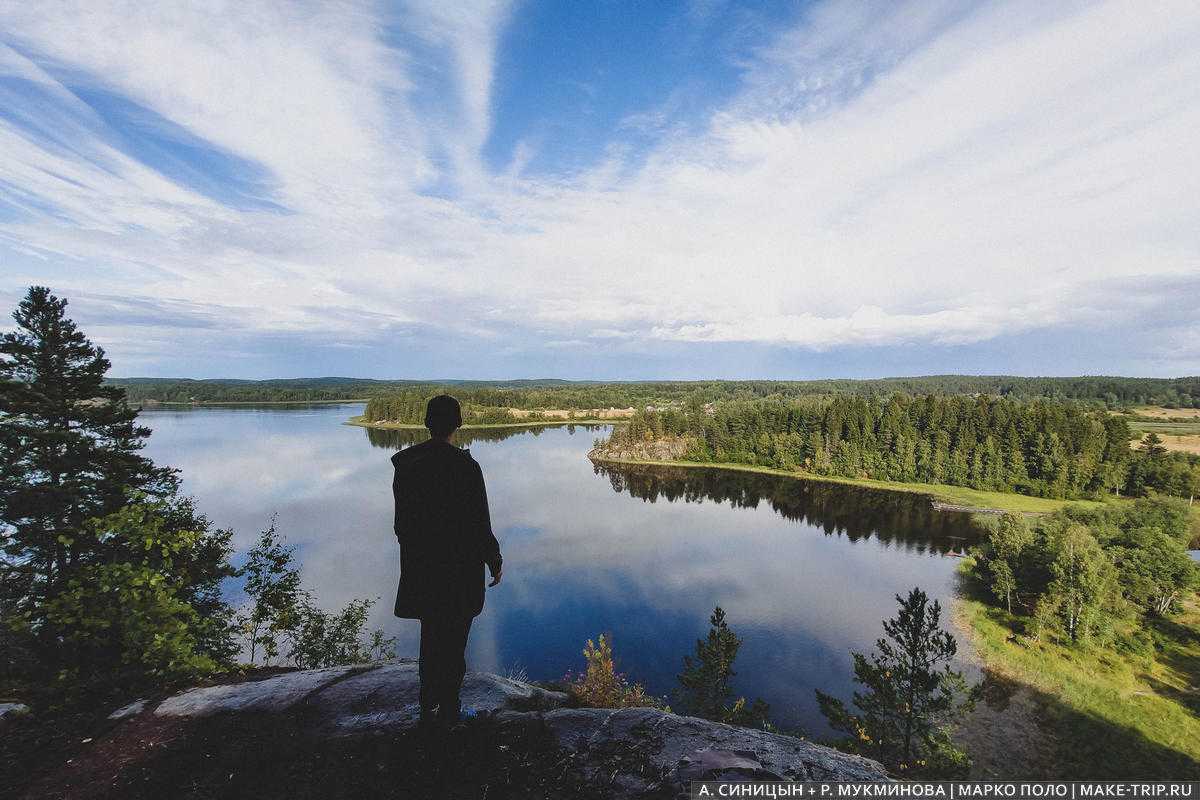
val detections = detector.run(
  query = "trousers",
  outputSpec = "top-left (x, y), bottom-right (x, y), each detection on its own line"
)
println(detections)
top-left (418, 614), bottom-right (474, 715)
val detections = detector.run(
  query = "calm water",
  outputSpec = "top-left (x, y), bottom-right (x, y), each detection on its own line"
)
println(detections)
top-left (140, 402), bottom-right (982, 734)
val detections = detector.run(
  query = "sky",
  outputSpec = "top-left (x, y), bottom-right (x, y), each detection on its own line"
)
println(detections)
top-left (0, 0), bottom-right (1198, 380)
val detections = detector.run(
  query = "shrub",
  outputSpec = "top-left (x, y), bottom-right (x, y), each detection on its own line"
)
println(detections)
top-left (237, 521), bottom-right (395, 670)
top-left (565, 634), bottom-right (664, 709)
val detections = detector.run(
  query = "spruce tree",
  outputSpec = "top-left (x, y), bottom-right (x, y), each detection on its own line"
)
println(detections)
top-left (1137, 432), bottom-right (1167, 459)
top-left (0, 286), bottom-right (176, 602)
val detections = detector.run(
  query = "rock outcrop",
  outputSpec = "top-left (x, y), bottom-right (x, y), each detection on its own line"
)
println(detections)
top-left (0, 702), bottom-right (31, 726)
top-left (93, 659), bottom-right (887, 795)
top-left (588, 436), bottom-right (694, 464)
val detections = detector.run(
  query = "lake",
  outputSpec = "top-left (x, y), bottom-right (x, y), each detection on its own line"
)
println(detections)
top-left (140, 402), bottom-right (982, 734)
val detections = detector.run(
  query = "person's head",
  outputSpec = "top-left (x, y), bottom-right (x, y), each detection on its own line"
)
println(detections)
top-left (424, 394), bottom-right (463, 439)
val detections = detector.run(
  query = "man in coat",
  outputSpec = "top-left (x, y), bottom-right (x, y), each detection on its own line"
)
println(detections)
top-left (391, 394), bottom-right (503, 725)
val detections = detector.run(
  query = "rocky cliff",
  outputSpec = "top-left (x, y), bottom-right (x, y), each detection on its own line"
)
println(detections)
top-left (588, 435), bottom-right (694, 464)
top-left (18, 660), bottom-right (887, 799)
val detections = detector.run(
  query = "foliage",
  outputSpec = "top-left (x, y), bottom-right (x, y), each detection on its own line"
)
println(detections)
top-left (286, 597), bottom-right (395, 670)
top-left (972, 498), bottom-right (1198, 646)
top-left (1108, 527), bottom-right (1200, 617)
top-left (32, 500), bottom-right (237, 696)
top-left (676, 606), bottom-right (770, 727)
top-left (234, 522), bottom-right (394, 669)
top-left (0, 288), bottom-right (178, 643)
top-left (120, 374), bottom-right (1200, 408)
top-left (816, 588), bottom-right (972, 778)
top-left (0, 287), bottom-right (400, 704)
top-left (601, 393), bottom-right (1200, 502)
top-left (984, 513), bottom-right (1034, 612)
top-left (0, 287), bottom-right (240, 699)
top-left (564, 634), bottom-right (665, 710)
top-left (1043, 524), bottom-right (1119, 643)
top-left (238, 519), bottom-right (303, 665)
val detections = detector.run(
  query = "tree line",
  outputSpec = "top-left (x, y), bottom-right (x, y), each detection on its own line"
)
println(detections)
top-left (602, 394), bottom-right (1200, 501)
top-left (117, 374), bottom-right (1200, 409)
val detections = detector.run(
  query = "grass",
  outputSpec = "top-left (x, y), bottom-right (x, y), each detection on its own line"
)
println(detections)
top-left (1128, 420), bottom-right (1200, 436)
top-left (1125, 420), bottom-right (1200, 456)
top-left (590, 455), bottom-right (1105, 515)
top-left (1128, 406), bottom-right (1200, 421)
top-left (955, 563), bottom-right (1200, 778)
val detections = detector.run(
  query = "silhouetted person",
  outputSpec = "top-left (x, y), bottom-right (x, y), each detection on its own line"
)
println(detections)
top-left (391, 394), bottom-right (502, 726)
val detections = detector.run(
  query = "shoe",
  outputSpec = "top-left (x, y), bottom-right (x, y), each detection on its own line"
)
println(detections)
top-left (417, 705), bottom-right (438, 733)
top-left (437, 704), bottom-right (478, 726)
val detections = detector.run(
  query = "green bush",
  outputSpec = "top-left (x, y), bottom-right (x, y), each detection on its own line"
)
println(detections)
top-left (238, 522), bottom-right (395, 669)
top-left (34, 501), bottom-right (237, 696)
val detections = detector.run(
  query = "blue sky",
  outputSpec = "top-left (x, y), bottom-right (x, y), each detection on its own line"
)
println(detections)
top-left (0, 0), bottom-right (1197, 379)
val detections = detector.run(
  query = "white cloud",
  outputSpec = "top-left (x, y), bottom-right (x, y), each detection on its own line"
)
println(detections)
top-left (0, 0), bottom-right (1198, 374)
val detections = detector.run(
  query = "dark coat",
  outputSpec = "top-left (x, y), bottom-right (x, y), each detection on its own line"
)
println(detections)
top-left (391, 440), bottom-right (502, 620)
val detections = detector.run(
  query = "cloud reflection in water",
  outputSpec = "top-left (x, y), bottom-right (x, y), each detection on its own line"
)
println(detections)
top-left (142, 404), bottom-right (980, 732)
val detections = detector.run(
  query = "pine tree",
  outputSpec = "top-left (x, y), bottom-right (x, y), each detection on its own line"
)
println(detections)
top-left (816, 588), bottom-right (972, 777)
top-left (0, 287), bottom-right (177, 604)
top-left (677, 606), bottom-right (769, 727)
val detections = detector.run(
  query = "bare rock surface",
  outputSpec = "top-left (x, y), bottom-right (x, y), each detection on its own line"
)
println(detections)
top-left (155, 665), bottom-right (362, 717)
top-left (497, 706), bottom-right (889, 794)
top-left (0, 702), bottom-right (30, 726)
top-left (301, 659), bottom-right (569, 734)
top-left (89, 662), bottom-right (887, 795)
top-left (107, 699), bottom-right (148, 721)
top-left (589, 436), bottom-right (693, 463)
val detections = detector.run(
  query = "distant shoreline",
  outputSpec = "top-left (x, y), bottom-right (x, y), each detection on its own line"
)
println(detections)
top-left (585, 452), bottom-right (1103, 516)
top-left (137, 399), bottom-right (369, 407)
top-left (345, 414), bottom-right (630, 431)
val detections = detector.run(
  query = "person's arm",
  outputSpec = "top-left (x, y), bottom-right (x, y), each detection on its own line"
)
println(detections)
top-left (470, 460), bottom-right (503, 585)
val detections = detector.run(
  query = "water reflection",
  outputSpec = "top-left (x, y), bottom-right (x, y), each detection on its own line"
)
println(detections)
top-left (594, 463), bottom-right (975, 557)
top-left (139, 404), bottom-right (981, 734)
top-left (363, 423), bottom-right (609, 449)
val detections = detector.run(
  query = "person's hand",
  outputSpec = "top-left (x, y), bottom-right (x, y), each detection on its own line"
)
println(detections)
top-left (488, 562), bottom-right (503, 587)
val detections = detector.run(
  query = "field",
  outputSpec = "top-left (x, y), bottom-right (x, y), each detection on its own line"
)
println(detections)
top-left (955, 566), bottom-right (1200, 779)
top-left (1131, 406), bottom-right (1200, 420)
top-left (1123, 408), bottom-right (1200, 455)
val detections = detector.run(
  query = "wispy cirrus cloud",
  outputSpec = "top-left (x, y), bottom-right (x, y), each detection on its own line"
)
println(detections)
top-left (0, 0), bottom-right (1197, 378)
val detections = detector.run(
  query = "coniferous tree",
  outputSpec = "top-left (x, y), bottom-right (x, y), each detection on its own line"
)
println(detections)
top-left (0, 287), bottom-right (236, 691)
top-left (1137, 433), bottom-right (1167, 459)
top-left (816, 588), bottom-right (972, 777)
top-left (677, 606), bottom-right (769, 727)
top-left (0, 286), bottom-right (177, 604)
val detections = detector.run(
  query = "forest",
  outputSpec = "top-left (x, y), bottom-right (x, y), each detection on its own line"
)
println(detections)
top-left (599, 394), bottom-right (1200, 502)
top-left (964, 500), bottom-right (1200, 776)
top-left (115, 374), bottom-right (1200, 408)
